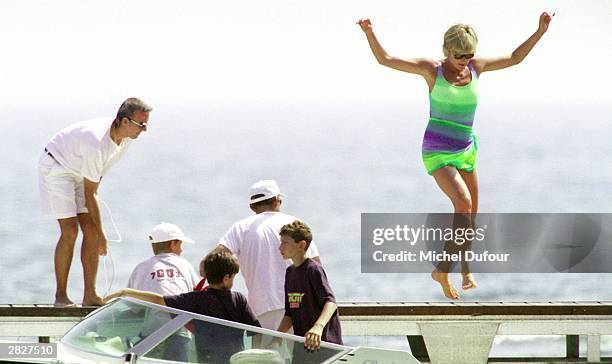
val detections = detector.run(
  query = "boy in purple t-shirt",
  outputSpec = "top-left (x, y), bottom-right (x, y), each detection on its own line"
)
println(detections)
top-left (276, 220), bottom-right (343, 361)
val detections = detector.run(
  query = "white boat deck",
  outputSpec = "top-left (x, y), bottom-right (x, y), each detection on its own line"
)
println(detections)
top-left (2, 301), bottom-right (612, 363)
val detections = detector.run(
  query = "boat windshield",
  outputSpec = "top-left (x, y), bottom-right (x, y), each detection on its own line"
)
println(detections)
top-left (62, 298), bottom-right (176, 357)
top-left (142, 318), bottom-right (345, 363)
top-left (61, 298), bottom-right (350, 363)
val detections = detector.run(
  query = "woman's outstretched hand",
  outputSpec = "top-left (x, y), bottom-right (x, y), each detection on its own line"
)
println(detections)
top-left (538, 12), bottom-right (554, 33)
top-left (357, 18), bottom-right (373, 33)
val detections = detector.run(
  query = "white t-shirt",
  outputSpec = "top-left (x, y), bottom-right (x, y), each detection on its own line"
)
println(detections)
top-left (128, 253), bottom-right (198, 337)
top-left (219, 211), bottom-right (320, 317)
top-left (45, 117), bottom-right (132, 182)
top-left (127, 253), bottom-right (199, 296)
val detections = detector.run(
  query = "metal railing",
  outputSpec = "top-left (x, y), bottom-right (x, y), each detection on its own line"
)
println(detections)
top-left (2, 302), bottom-right (612, 363)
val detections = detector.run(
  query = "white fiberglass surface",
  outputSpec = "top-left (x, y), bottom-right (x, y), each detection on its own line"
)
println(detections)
top-left (60, 298), bottom-right (351, 363)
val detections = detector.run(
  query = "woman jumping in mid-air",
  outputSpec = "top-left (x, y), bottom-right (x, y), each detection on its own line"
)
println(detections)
top-left (358, 13), bottom-right (553, 299)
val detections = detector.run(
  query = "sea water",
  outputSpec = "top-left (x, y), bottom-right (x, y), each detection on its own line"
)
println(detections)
top-left (1, 100), bottom-right (611, 356)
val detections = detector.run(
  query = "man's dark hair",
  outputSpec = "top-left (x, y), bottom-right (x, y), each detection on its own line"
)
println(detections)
top-left (279, 220), bottom-right (313, 250)
top-left (113, 97), bottom-right (153, 128)
top-left (204, 251), bottom-right (240, 284)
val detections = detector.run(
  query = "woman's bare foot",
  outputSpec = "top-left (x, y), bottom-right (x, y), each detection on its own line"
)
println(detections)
top-left (431, 270), bottom-right (459, 300)
top-left (462, 273), bottom-right (477, 290)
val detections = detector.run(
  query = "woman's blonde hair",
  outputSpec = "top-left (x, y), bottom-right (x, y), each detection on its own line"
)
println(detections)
top-left (442, 24), bottom-right (478, 57)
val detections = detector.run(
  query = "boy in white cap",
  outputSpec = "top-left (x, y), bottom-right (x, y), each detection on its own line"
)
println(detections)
top-left (128, 222), bottom-right (199, 295)
top-left (126, 222), bottom-right (199, 361)
top-left (214, 180), bottom-right (320, 335)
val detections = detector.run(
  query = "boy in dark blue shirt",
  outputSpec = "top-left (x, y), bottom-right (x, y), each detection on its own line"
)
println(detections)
top-left (105, 251), bottom-right (260, 363)
top-left (276, 220), bottom-right (343, 362)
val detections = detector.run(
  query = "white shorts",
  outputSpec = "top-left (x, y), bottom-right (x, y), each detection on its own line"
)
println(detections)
top-left (38, 152), bottom-right (88, 219)
top-left (257, 308), bottom-right (288, 331)
top-left (257, 308), bottom-right (293, 354)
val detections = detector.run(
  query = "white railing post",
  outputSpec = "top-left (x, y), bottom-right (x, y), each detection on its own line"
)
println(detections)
top-left (587, 334), bottom-right (601, 363)
top-left (418, 322), bottom-right (499, 364)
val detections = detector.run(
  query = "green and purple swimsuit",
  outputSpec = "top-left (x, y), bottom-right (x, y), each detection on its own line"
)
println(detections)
top-left (422, 63), bottom-right (479, 175)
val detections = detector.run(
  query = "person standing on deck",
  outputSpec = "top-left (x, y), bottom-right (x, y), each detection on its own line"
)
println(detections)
top-left (39, 97), bottom-right (152, 306)
top-left (212, 180), bottom-right (321, 333)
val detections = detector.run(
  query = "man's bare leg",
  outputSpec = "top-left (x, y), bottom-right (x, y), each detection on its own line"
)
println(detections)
top-left (79, 213), bottom-right (103, 306)
top-left (55, 217), bottom-right (79, 306)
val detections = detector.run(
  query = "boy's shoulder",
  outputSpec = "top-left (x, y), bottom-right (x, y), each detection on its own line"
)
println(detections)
top-left (229, 289), bottom-right (247, 300)
top-left (305, 257), bottom-right (323, 270)
top-left (286, 258), bottom-right (324, 276)
top-left (171, 255), bottom-right (193, 265)
top-left (156, 254), bottom-right (194, 268)
top-left (227, 290), bottom-right (250, 310)
top-left (306, 259), bottom-right (327, 277)
top-left (176, 288), bottom-right (237, 305)
top-left (208, 288), bottom-right (247, 303)
top-left (131, 255), bottom-right (159, 271)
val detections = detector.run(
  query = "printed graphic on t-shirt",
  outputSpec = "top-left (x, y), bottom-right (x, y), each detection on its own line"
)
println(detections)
top-left (149, 268), bottom-right (184, 280)
top-left (288, 292), bottom-right (304, 309)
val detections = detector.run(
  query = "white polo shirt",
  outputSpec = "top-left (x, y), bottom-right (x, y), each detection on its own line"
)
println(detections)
top-left (45, 117), bottom-right (131, 182)
top-left (219, 211), bottom-right (320, 317)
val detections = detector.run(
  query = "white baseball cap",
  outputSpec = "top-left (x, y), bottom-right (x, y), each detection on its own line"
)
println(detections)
top-left (148, 223), bottom-right (194, 244)
top-left (249, 180), bottom-right (285, 204)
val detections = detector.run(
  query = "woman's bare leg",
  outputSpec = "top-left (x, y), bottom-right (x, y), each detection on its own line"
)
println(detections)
top-left (430, 166), bottom-right (473, 300)
top-left (458, 169), bottom-right (478, 290)
top-left (458, 169), bottom-right (478, 214)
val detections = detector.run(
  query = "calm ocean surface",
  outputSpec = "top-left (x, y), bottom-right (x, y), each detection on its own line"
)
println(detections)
top-left (1, 100), bottom-right (611, 354)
